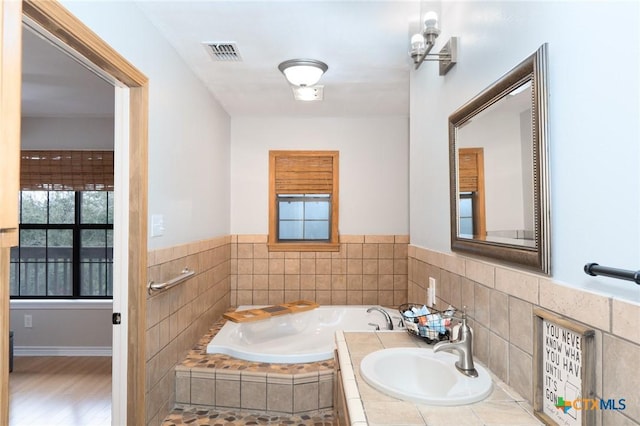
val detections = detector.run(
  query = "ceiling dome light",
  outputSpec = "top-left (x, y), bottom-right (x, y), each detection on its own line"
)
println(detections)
top-left (278, 59), bottom-right (328, 87)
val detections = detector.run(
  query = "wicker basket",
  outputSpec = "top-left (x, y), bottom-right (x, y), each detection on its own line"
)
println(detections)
top-left (398, 303), bottom-right (453, 344)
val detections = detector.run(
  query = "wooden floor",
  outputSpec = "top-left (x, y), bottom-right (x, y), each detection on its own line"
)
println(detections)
top-left (9, 356), bottom-right (111, 426)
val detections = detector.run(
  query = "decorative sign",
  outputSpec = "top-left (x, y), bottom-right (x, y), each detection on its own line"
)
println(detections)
top-left (533, 308), bottom-right (595, 426)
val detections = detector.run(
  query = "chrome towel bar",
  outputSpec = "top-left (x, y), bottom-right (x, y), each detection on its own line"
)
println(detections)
top-left (584, 263), bottom-right (640, 285)
top-left (147, 267), bottom-right (195, 294)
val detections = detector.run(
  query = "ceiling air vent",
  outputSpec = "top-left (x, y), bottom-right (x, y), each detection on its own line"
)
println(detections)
top-left (203, 42), bottom-right (242, 62)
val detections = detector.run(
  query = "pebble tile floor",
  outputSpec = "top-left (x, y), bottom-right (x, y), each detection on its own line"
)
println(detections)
top-left (161, 312), bottom-right (336, 425)
top-left (162, 407), bottom-right (335, 425)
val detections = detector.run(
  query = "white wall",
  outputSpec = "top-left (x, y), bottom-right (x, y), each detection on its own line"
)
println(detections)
top-left (22, 117), bottom-right (114, 150)
top-left (230, 116), bottom-right (409, 235)
top-left (410, 1), bottom-right (639, 301)
top-left (10, 301), bottom-right (112, 355)
top-left (62, 0), bottom-right (232, 250)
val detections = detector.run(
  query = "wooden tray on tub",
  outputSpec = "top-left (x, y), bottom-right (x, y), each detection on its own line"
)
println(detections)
top-left (223, 300), bottom-right (319, 323)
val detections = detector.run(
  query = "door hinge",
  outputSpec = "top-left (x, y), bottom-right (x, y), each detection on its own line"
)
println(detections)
top-left (112, 312), bottom-right (122, 325)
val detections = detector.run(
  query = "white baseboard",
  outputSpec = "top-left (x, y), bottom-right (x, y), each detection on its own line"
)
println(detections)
top-left (14, 346), bottom-right (112, 357)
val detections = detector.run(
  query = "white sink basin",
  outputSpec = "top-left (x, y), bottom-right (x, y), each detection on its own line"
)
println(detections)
top-left (360, 347), bottom-right (493, 406)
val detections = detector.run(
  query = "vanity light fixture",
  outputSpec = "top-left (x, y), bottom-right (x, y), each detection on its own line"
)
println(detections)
top-left (278, 58), bottom-right (328, 87)
top-left (409, 11), bottom-right (458, 75)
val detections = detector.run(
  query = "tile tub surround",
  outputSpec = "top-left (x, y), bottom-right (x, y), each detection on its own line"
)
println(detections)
top-left (175, 316), bottom-right (335, 416)
top-left (336, 330), bottom-right (542, 426)
top-left (230, 235), bottom-right (409, 308)
top-left (408, 245), bottom-right (640, 426)
top-left (146, 236), bottom-right (232, 426)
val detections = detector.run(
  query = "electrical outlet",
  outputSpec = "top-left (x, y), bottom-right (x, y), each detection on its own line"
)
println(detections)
top-left (24, 314), bottom-right (32, 328)
top-left (428, 277), bottom-right (437, 306)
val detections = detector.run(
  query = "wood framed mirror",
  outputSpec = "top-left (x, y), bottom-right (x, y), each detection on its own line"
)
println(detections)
top-left (449, 44), bottom-right (550, 274)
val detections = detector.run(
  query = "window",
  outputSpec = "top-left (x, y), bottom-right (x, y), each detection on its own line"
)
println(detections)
top-left (269, 150), bottom-right (339, 251)
top-left (10, 191), bottom-right (114, 298)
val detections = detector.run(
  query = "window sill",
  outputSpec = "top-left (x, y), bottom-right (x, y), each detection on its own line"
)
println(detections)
top-left (268, 242), bottom-right (341, 252)
top-left (10, 299), bottom-right (113, 310)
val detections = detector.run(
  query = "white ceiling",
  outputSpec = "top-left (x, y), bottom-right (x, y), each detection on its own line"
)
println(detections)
top-left (22, 1), bottom-right (420, 119)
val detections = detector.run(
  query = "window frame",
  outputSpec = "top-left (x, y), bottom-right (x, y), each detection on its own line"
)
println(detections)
top-left (10, 190), bottom-right (114, 299)
top-left (268, 150), bottom-right (340, 251)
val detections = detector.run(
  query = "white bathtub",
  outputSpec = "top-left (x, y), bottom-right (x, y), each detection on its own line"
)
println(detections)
top-left (207, 305), bottom-right (400, 363)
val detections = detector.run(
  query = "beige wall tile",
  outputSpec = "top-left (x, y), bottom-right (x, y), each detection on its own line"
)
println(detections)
top-left (495, 267), bottom-right (539, 305)
top-left (316, 258), bottom-right (331, 274)
top-left (509, 297), bottom-right (533, 354)
top-left (348, 259), bottom-right (363, 275)
top-left (490, 290), bottom-right (509, 340)
top-left (237, 243), bottom-right (253, 259)
top-left (253, 274), bottom-right (268, 289)
top-left (347, 243), bottom-right (363, 258)
top-left (332, 274), bottom-right (347, 290)
top-left (466, 260), bottom-right (495, 288)
top-left (363, 259), bottom-right (378, 275)
top-left (539, 279), bottom-right (611, 331)
top-left (284, 258), bottom-right (300, 274)
top-left (253, 243), bottom-right (269, 259)
top-left (269, 274), bottom-right (284, 290)
top-left (332, 290), bottom-right (347, 304)
top-left (379, 259), bottom-right (394, 275)
top-left (602, 334), bottom-right (640, 421)
top-left (379, 244), bottom-right (394, 259)
top-left (300, 258), bottom-right (315, 274)
top-left (363, 243), bottom-right (379, 259)
top-left (348, 274), bottom-right (363, 290)
top-left (508, 344), bottom-right (533, 402)
top-left (316, 274), bottom-right (331, 290)
top-left (254, 259), bottom-right (269, 274)
top-left (364, 235), bottom-right (395, 243)
top-left (612, 299), bottom-right (640, 345)
top-left (363, 275), bottom-right (378, 291)
top-left (474, 284), bottom-right (491, 327)
top-left (269, 258), bottom-right (285, 274)
top-left (332, 259), bottom-right (346, 274)
top-left (489, 332), bottom-right (509, 383)
top-left (300, 274), bottom-right (316, 290)
top-left (267, 382), bottom-right (293, 413)
top-left (341, 235), bottom-right (365, 243)
top-left (472, 322), bottom-right (490, 365)
top-left (237, 234), bottom-right (267, 243)
top-left (347, 290), bottom-right (364, 305)
top-left (284, 274), bottom-right (300, 290)
top-left (379, 274), bottom-right (393, 290)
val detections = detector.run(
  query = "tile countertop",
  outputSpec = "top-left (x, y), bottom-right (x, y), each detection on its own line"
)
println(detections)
top-left (335, 331), bottom-right (543, 426)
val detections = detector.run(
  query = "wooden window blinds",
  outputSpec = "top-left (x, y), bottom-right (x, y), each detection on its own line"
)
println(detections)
top-left (20, 150), bottom-right (114, 191)
top-left (268, 150), bottom-right (340, 251)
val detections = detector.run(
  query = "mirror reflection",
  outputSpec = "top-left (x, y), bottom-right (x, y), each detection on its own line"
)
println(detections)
top-left (449, 44), bottom-right (550, 274)
top-left (456, 80), bottom-right (535, 247)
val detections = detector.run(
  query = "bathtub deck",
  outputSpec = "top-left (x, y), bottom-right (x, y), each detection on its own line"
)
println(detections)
top-left (175, 317), bottom-right (335, 416)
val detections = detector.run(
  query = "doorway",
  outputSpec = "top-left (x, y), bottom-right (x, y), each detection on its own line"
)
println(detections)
top-left (0, 1), bottom-right (149, 424)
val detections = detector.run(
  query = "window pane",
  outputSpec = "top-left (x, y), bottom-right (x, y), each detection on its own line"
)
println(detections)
top-left (304, 200), bottom-right (329, 220)
top-left (81, 191), bottom-right (108, 224)
top-left (459, 195), bottom-right (473, 217)
top-left (49, 191), bottom-right (75, 224)
top-left (9, 261), bottom-right (18, 296)
top-left (279, 200), bottom-right (303, 220)
top-left (107, 191), bottom-right (114, 224)
top-left (279, 221), bottom-right (303, 240)
top-left (460, 217), bottom-right (474, 236)
top-left (21, 192), bottom-right (48, 224)
top-left (80, 229), bottom-right (111, 296)
top-left (20, 262), bottom-right (46, 296)
top-left (81, 230), bottom-right (106, 260)
top-left (48, 262), bottom-right (72, 296)
top-left (20, 230), bottom-right (46, 261)
top-left (304, 221), bottom-right (329, 240)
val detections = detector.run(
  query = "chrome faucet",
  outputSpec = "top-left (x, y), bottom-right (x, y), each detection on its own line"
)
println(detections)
top-left (433, 311), bottom-right (478, 377)
top-left (366, 306), bottom-right (394, 330)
